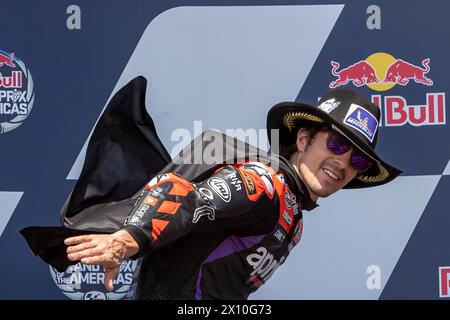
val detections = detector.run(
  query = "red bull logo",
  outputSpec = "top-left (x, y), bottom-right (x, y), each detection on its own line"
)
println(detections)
top-left (0, 49), bottom-right (34, 134)
top-left (0, 52), bottom-right (15, 68)
top-left (329, 52), bottom-right (445, 127)
top-left (330, 60), bottom-right (379, 88)
top-left (383, 58), bottom-right (432, 86)
top-left (329, 52), bottom-right (434, 91)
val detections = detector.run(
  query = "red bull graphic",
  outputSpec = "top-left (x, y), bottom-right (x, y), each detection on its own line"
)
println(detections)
top-left (329, 53), bottom-right (433, 91)
top-left (439, 267), bottom-right (450, 298)
top-left (330, 60), bottom-right (379, 88)
top-left (329, 52), bottom-right (445, 127)
top-left (0, 49), bottom-right (34, 134)
top-left (0, 71), bottom-right (22, 88)
top-left (0, 52), bottom-right (15, 68)
top-left (383, 58), bottom-right (433, 86)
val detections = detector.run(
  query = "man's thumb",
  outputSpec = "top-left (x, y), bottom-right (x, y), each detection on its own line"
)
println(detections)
top-left (104, 267), bottom-right (119, 292)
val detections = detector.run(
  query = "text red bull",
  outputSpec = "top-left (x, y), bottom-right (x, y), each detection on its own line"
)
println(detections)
top-left (371, 93), bottom-right (445, 126)
top-left (0, 71), bottom-right (22, 89)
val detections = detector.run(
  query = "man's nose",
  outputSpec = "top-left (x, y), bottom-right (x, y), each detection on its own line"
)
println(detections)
top-left (334, 148), bottom-right (353, 169)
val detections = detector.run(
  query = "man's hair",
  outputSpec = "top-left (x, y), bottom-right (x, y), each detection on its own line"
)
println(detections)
top-left (280, 124), bottom-right (325, 159)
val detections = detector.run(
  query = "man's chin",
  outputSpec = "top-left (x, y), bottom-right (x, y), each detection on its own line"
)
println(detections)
top-left (310, 186), bottom-right (338, 199)
top-left (303, 179), bottom-right (340, 200)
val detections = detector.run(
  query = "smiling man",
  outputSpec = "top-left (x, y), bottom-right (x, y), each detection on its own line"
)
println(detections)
top-left (290, 127), bottom-right (361, 200)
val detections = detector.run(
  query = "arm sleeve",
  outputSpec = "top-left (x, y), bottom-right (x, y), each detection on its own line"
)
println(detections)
top-left (122, 163), bottom-right (276, 258)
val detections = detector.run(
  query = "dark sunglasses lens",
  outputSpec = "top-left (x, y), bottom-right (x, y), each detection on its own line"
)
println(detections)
top-left (351, 152), bottom-right (374, 172)
top-left (327, 131), bottom-right (351, 154)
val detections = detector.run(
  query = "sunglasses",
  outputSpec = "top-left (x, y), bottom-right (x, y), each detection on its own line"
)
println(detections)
top-left (325, 130), bottom-right (374, 173)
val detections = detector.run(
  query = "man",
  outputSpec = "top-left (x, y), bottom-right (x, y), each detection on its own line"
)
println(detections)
top-left (62, 85), bottom-right (401, 299)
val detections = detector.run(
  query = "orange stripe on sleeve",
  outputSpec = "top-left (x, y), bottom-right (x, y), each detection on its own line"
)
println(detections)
top-left (168, 183), bottom-right (191, 197)
top-left (157, 200), bottom-right (182, 215)
top-left (151, 219), bottom-right (169, 243)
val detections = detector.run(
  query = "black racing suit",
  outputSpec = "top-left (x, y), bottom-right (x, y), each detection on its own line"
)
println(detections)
top-left (122, 161), bottom-right (317, 300)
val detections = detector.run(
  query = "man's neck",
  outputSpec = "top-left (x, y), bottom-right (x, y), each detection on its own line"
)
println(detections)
top-left (289, 155), bottom-right (319, 203)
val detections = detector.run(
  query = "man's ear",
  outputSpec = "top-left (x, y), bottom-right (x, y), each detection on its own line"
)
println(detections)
top-left (296, 128), bottom-right (309, 153)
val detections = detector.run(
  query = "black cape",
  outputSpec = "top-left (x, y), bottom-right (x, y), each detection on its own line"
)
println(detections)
top-left (20, 76), bottom-right (313, 272)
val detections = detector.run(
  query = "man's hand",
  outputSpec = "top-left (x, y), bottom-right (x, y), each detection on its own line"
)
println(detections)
top-left (64, 230), bottom-right (139, 292)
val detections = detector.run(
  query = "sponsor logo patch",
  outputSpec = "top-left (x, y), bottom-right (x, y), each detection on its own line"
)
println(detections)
top-left (135, 204), bottom-right (150, 218)
top-left (284, 191), bottom-right (299, 216)
top-left (282, 210), bottom-right (293, 226)
top-left (243, 162), bottom-right (274, 198)
top-left (239, 169), bottom-right (256, 195)
top-left (284, 192), bottom-right (296, 209)
top-left (227, 172), bottom-right (243, 191)
top-left (207, 177), bottom-right (231, 202)
top-left (198, 187), bottom-right (214, 201)
top-left (343, 103), bottom-right (378, 142)
top-left (287, 220), bottom-right (304, 252)
top-left (318, 98), bottom-right (340, 113)
top-left (274, 228), bottom-right (286, 242)
top-left (192, 205), bottom-right (216, 223)
top-left (150, 186), bottom-right (164, 197)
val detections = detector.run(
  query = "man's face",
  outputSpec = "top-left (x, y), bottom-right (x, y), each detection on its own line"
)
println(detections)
top-left (295, 128), bottom-right (359, 200)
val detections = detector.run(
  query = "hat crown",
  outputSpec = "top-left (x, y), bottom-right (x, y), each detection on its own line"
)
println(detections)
top-left (317, 88), bottom-right (380, 147)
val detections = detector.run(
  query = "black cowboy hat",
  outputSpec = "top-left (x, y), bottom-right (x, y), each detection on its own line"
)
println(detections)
top-left (266, 88), bottom-right (402, 189)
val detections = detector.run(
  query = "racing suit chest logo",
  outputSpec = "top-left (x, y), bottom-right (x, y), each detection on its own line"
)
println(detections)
top-left (207, 177), bottom-right (231, 202)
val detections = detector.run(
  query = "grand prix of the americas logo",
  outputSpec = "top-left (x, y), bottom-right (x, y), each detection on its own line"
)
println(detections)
top-left (329, 52), bottom-right (445, 127)
top-left (49, 260), bottom-right (139, 300)
top-left (0, 49), bottom-right (34, 134)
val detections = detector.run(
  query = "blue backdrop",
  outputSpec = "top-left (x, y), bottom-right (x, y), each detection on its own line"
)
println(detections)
top-left (0, 0), bottom-right (449, 299)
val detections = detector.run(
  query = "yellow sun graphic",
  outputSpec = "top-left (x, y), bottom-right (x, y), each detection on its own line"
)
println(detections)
top-left (366, 52), bottom-right (397, 91)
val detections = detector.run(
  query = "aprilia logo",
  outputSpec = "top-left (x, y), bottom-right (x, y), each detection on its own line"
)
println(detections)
top-left (246, 247), bottom-right (280, 281)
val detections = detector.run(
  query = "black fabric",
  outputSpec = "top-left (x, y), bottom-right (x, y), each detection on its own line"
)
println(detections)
top-left (21, 76), bottom-right (171, 272)
top-left (65, 76), bottom-right (171, 220)
top-left (137, 232), bottom-right (227, 300)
